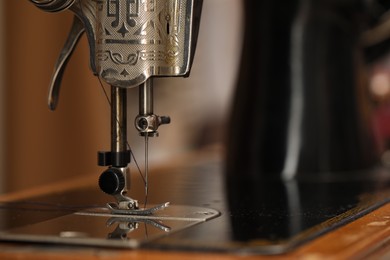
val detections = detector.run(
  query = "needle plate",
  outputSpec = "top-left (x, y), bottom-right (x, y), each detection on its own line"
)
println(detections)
top-left (0, 204), bottom-right (219, 248)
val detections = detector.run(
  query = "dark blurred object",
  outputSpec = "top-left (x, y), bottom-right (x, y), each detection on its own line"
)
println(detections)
top-left (226, 0), bottom-right (390, 183)
top-left (364, 0), bottom-right (390, 62)
top-left (225, 0), bottom-right (390, 247)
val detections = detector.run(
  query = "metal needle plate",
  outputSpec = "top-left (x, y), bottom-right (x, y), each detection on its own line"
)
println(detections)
top-left (0, 205), bottom-right (220, 248)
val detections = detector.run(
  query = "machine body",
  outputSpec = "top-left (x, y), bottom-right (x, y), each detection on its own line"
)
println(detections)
top-left (29, 0), bottom-right (203, 212)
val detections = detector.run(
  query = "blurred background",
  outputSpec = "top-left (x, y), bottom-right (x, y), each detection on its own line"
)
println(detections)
top-left (2, 1), bottom-right (390, 195)
top-left (0, 1), bottom-right (243, 193)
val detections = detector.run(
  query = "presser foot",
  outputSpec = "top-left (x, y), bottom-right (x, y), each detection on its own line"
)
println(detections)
top-left (109, 186), bottom-right (169, 216)
top-left (113, 192), bottom-right (140, 210)
top-left (106, 202), bottom-right (170, 216)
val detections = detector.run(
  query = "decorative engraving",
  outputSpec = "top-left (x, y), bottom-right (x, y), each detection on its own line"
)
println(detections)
top-left (120, 69), bottom-right (130, 77)
top-left (126, 0), bottom-right (140, 27)
top-left (107, 51), bottom-right (139, 65)
top-left (95, 0), bottom-right (196, 87)
top-left (117, 23), bottom-right (130, 37)
top-left (97, 51), bottom-right (109, 62)
top-left (139, 50), bottom-right (166, 62)
top-left (32, 0), bottom-right (200, 87)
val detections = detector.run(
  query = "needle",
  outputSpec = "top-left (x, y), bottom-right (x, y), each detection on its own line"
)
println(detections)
top-left (144, 134), bottom-right (149, 209)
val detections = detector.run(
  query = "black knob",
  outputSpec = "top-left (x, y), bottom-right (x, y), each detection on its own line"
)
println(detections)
top-left (98, 168), bottom-right (125, 195)
top-left (159, 116), bottom-right (171, 125)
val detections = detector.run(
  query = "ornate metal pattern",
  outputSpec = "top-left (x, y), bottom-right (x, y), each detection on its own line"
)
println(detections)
top-left (30, 0), bottom-right (199, 88)
top-left (95, 0), bottom-right (196, 88)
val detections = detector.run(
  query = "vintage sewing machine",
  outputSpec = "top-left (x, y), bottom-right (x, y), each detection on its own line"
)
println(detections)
top-left (27, 0), bottom-right (205, 215)
top-left (2, 0), bottom-right (390, 257)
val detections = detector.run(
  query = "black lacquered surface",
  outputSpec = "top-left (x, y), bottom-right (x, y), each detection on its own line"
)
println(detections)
top-left (0, 155), bottom-right (389, 254)
top-left (144, 160), bottom-right (390, 254)
top-left (226, 0), bottom-right (388, 182)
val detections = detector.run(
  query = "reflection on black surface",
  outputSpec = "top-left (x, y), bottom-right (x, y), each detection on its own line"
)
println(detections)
top-left (0, 201), bottom-right (76, 230)
top-left (106, 217), bottom-right (171, 240)
top-left (227, 177), bottom-right (389, 245)
top-left (0, 159), bottom-right (390, 254)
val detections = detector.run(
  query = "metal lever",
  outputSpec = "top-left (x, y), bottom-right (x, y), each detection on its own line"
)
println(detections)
top-left (29, 0), bottom-right (75, 12)
top-left (48, 16), bottom-right (84, 110)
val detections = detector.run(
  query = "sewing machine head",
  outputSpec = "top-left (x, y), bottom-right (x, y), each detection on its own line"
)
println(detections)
top-left (31, 0), bottom-right (202, 86)
top-left (29, 0), bottom-right (203, 213)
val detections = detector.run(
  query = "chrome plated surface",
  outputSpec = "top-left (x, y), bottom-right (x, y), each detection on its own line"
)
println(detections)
top-left (0, 202), bottom-right (219, 249)
top-left (0, 205), bottom-right (218, 249)
top-left (111, 86), bottom-right (127, 154)
top-left (139, 80), bottom-right (154, 117)
top-left (94, 0), bottom-right (201, 87)
top-left (111, 167), bottom-right (139, 210)
top-left (135, 79), bottom-right (171, 137)
top-left (30, 0), bottom-right (203, 88)
top-left (105, 202), bottom-right (170, 216)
